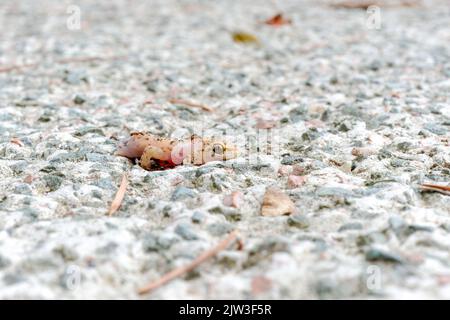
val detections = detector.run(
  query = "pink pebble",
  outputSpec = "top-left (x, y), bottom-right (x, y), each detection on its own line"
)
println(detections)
top-left (287, 175), bottom-right (307, 188)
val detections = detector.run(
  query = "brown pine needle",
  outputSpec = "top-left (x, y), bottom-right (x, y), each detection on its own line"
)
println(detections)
top-left (421, 183), bottom-right (450, 191)
top-left (420, 183), bottom-right (450, 196)
top-left (108, 173), bottom-right (129, 216)
top-left (169, 98), bottom-right (213, 112)
top-left (138, 230), bottom-right (239, 295)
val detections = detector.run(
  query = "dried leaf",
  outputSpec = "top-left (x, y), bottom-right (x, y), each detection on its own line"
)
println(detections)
top-left (108, 174), bottom-right (128, 216)
top-left (265, 13), bottom-right (292, 26)
top-left (232, 32), bottom-right (259, 44)
top-left (261, 187), bottom-right (295, 216)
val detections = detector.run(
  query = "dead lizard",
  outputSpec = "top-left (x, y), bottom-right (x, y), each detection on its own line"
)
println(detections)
top-left (116, 132), bottom-right (238, 170)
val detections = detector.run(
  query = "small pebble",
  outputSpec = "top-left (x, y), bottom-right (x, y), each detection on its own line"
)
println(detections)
top-left (171, 187), bottom-right (197, 201)
top-left (287, 214), bottom-right (309, 229)
top-left (287, 175), bottom-right (306, 188)
top-left (365, 247), bottom-right (404, 264)
top-left (175, 223), bottom-right (199, 240)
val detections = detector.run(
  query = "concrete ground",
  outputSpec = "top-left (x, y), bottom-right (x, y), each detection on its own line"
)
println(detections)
top-left (0, 0), bottom-right (449, 299)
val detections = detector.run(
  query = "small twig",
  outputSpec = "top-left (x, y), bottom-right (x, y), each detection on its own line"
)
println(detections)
top-left (0, 55), bottom-right (125, 74)
top-left (138, 230), bottom-right (239, 295)
top-left (420, 183), bottom-right (450, 196)
top-left (169, 98), bottom-right (214, 112)
top-left (108, 173), bottom-right (129, 216)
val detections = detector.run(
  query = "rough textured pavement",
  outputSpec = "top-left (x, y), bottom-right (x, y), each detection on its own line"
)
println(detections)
top-left (0, 0), bottom-right (449, 299)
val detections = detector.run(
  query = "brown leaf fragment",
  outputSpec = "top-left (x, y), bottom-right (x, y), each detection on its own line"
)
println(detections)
top-left (261, 187), bottom-right (296, 216)
top-left (108, 174), bottom-right (128, 216)
top-left (264, 13), bottom-right (292, 26)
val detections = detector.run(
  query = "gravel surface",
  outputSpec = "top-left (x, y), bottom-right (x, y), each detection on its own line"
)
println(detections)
top-left (0, 0), bottom-right (449, 299)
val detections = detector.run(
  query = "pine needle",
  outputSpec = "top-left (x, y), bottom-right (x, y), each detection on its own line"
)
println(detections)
top-left (420, 183), bottom-right (450, 196)
top-left (169, 98), bottom-right (213, 112)
top-left (138, 230), bottom-right (239, 295)
top-left (108, 173), bottom-right (129, 216)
